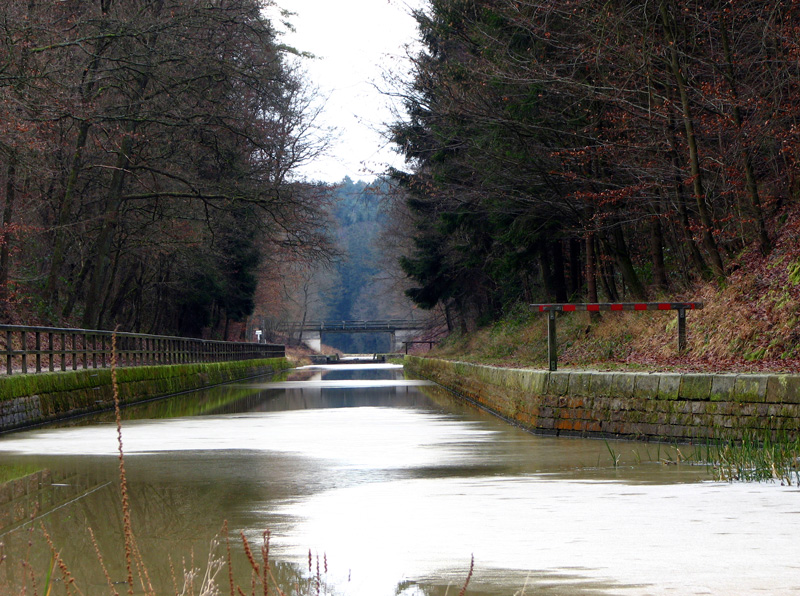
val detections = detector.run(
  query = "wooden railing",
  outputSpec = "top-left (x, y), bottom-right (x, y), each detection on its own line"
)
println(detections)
top-left (0, 325), bottom-right (285, 375)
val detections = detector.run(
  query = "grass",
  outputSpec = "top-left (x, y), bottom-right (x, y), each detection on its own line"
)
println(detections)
top-left (604, 440), bottom-right (621, 468)
top-left (601, 434), bottom-right (800, 484)
top-left (641, 432), bottom-right (800, 484)
top-left (0, 463), bottom-right (42, 484)
top-left (698, 432), bottom-right (800, 485)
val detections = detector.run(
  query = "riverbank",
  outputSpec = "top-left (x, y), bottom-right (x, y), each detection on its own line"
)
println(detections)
top-left (404, 356), bottom-right (800, 443)
top-left (0, 357), bottom-right (290, 433)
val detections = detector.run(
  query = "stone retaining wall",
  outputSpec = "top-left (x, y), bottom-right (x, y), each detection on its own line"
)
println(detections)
top-left (405, 357), bottom-right (800, 441)
top-left (0, 358), bottom-right (289, 433)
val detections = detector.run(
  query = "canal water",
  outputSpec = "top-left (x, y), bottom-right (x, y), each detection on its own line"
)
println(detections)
top-left (1, 364), bottom-right (798, 595)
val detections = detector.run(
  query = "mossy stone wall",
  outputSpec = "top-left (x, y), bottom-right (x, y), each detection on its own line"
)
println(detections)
top-left (405, 357), bottom-right (800, 442)
top-left (0, 358), bottom-right (289, 432)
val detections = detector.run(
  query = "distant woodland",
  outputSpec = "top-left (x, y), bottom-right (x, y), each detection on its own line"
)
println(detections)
top-left (251, 177), bottom-right (418, 352)
top-left (389, 0), bottom-right (800, 331)
top-left (0, 0), bottom-right (331, 337)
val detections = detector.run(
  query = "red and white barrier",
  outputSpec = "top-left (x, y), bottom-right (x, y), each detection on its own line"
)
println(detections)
top-left (531, 302), bottom-right (704, 371)
top-left (531, 302), bottom-right (703, 312)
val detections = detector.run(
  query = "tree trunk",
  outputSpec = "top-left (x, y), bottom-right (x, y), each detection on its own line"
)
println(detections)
top-left (444, 302), bottom-right (453, 332)
top-left (607, 227), bottom-right (647, 300)
top-left (585, 231), bottom-right (598, 303)
top-left (0, 155), bottom-right (17, 318)
top-left (97, 243), bottom-right (125, 328)
top-left (600, 251), bottom-right (619, 303)
top-left (61, 260), bottom-right (91, 320)
top-left (537, 239), bottom-right (556, 301)
top-left (585, 230), bottom-right (600, 323)
top-left (551, 240), bottom-right (568, 303)
top-left (650, 211), bottom-right (668, 291)
top-left (660, 2), bottom-right (726, 280)
top-left (569, 237), bottom-right (582, 297)
top-left (719, 13), bottom-right (771, 255)
top-left (81, 131), bottom-right (135, 329)
top-left (46, 121), bottom-right (91, 305)
top-left (668, 117), bottom-right (709, 277)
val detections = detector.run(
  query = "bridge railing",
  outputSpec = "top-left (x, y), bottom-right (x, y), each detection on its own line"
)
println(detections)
top-left (0, 324), bottom-right (285, 376)
top-left (280, 319), bottom-right (424, 331)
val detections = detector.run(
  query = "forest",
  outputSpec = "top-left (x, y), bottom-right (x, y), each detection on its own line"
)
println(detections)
top-left (4, 0), bottom-right (800, 357)
top-left (389, 0), bottom-right (800, 334)
top-left (0, 0), bottom-right (331, 338)
top-left (249, 177), bottom-right (418, 353)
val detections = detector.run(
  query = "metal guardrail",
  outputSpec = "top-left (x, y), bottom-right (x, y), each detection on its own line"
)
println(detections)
top-left (280, 319), bottom-right (425, 332)
top-left (0, 324), bottom-right (285, 376)
top-left (531, 302), bottom-right (704, 371)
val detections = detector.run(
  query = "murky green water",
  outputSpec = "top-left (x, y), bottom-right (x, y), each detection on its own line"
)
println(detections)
top-left (1, 364), bottom-right (798, 595)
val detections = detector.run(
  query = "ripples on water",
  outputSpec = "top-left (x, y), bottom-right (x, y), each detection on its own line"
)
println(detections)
top-left (0, 364), bottom-right (798, 596)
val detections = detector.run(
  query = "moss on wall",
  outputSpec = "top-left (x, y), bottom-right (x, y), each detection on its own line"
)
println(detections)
top-left (405, 356), bottom-right (800, 442)
top-left (0, 358), bottom-right (289, 432)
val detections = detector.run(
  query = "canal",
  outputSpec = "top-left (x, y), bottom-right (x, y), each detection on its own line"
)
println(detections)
top-left (0, 363), bottom-right (798, 595)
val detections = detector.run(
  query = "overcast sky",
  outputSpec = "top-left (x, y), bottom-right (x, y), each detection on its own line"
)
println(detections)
top-left (276, 0), bottom-right (424, 182)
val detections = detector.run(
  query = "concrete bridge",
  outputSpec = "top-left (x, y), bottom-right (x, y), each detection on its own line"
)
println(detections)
top-left (279, 320), bottom-right (426, 352)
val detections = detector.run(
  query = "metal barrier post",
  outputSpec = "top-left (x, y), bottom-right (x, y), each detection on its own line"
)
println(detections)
top-left (678, 308), bottom-right (687, 352)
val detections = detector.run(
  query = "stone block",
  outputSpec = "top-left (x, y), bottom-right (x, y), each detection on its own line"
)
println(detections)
top-left (633, 373), bottom-right (660, 400)
top-left (710, 375), bottom-right (738, 402)
top-left (548, 371), bottom-right (571, 395)
top-left (766, 375), bottom-right (800, 404)
top-left (524, 371), bottom-right (549, 395)
top-left (611, 373), bottom-right (635, 398)
top-left (738, 403), bottom-right (757, 417)
top-left (733, 375), bottom-right (769, 403)
top-left (538, 417), bottom-right (555, 430)
top-left (679, 374), bottom-right (712, 401)
top-left (767, 404), bottom-right (783, 417)
top-left (590, 373), bottom-right (614, 397)
top-left (568, 372), bottom-right (593, 396)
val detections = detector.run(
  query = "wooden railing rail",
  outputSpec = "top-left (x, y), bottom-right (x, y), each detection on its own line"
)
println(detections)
top-left (0, 324), bottom-right (285, 376)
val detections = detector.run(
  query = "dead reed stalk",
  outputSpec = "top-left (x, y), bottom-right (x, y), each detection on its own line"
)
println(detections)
top-left (111, 328), bottom-right (135, 596)
top-left (457, 555), bottom-right (474, 596)
top-left (223, 522), bottom-right (235, 596)
top-left (88, 526), bottom-right (120, 596)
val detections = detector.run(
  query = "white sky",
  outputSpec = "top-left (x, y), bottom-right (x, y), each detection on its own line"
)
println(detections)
top-left (275, 0), bottom-right (424, 182)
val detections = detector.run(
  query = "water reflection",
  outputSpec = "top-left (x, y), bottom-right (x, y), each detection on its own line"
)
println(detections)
top-left (0, 364), bottom-right (798, 596)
